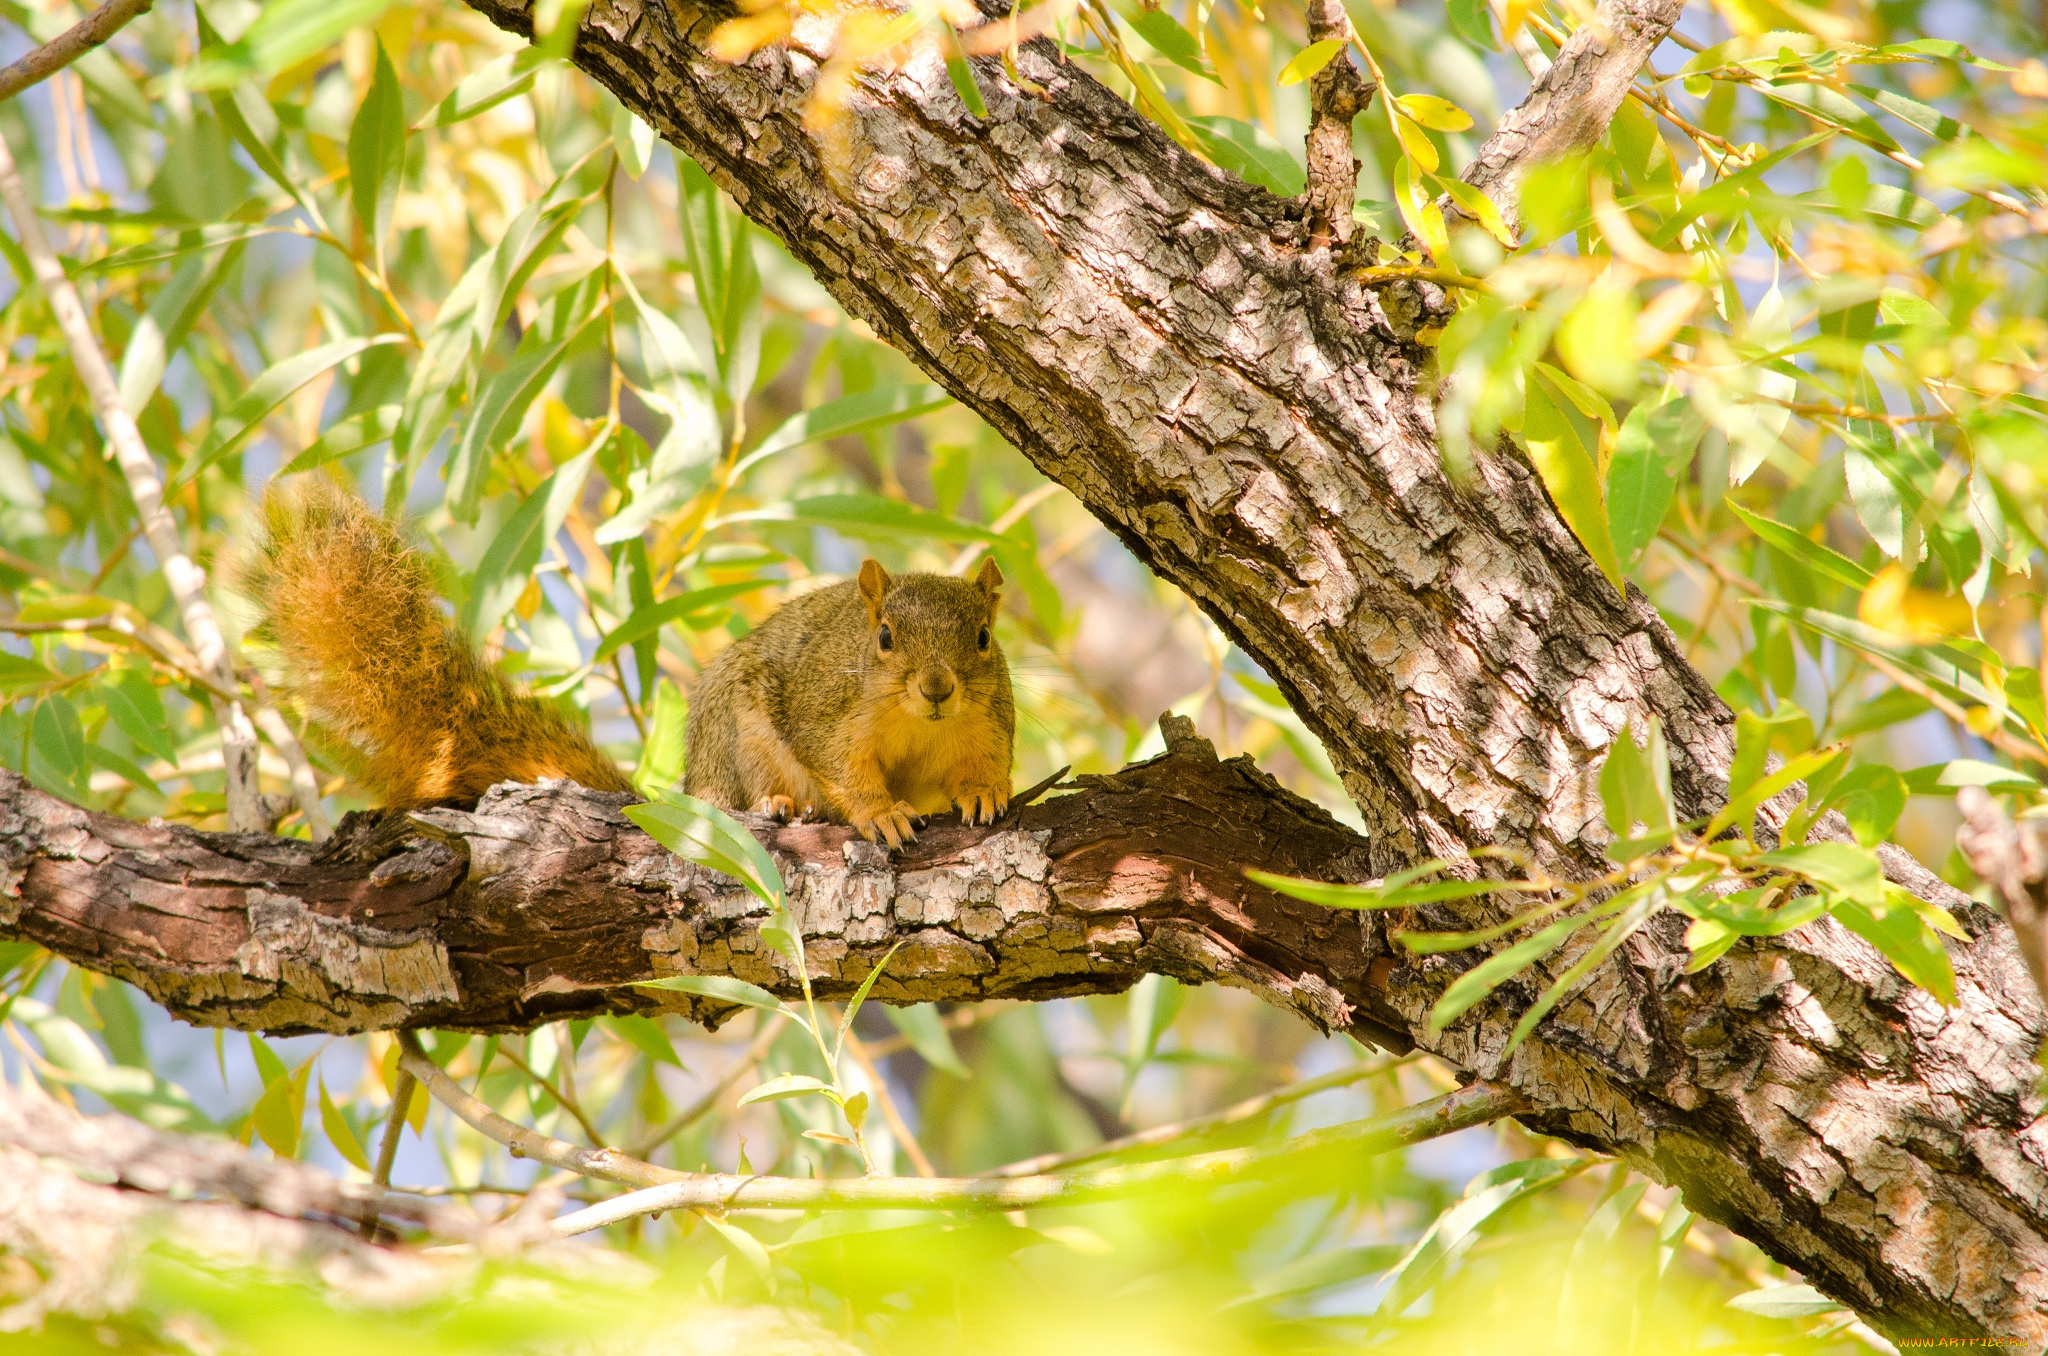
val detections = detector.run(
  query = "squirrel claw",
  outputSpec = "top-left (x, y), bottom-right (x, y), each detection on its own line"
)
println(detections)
top-left (954, 790), bottom-right (1011, 826)
top-left (854, 801), bottom-right (921, 850)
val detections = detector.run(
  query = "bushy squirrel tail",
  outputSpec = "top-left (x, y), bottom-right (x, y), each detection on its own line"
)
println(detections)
top-left (240, 482), bottom-right (632, 807)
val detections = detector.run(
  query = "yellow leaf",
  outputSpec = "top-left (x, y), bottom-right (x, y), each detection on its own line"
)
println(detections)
top-left (1391, 112), bottom-right (1440, 174)
top-left (1857, 564), bottom-right (1973, 643)
top-left (1436, 174), bottom-right (1517, 250)
top-left (1396, 94), bottom-right (1473, 132)
top-left (708, 8), bottom-right (791, 62)
top-left (1557, 282), bottom-right (1642, 398)
top-left (1502, 0), bottom-right (1537, 40)
top-left (1523, 375), bottom-right (1624, 588)
top-left (1279, 39), bottom-right (1344, 86)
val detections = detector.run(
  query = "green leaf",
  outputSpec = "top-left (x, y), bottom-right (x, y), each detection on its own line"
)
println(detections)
top-left (102, 669), bottom-right (177, 766)
top-left (1827, 765), bottom-right (1906, 846)
top-left (737, 1072), bottom-right (840, 1107)
top-left (462, 443), bottom-right (599, 637)
top-left (1377, 1160), bottom-right (1577, 1318)
top-left (1446, 0), bottom-right (1494, 46)
top-left (449, 312), bottom-right (606, 524)
top-left (1278, 39), bottom-right (1343, 86)
top-left (1600, 716), bottom-right (1673, 840)
top-left (610, 100), bottom-right (656, 180)
top-left (1607, 396), bottom-right (1703, 567)
top-left (1523, 371), bottom-right (1622, 588)
top-left (189, 0), bottom-right (404, 88)
top-left (31, 696), bottom-right (86, 791)
top-left (724, 493), bottom-right (1004, 543)
top-left (700, 1214), bottom-right (774, 1287)
top-left (1428, 912), bottom-right (1591, 1034)
top-left (1830, 895), bottom-right (1956, 1004)
top-left (626, 792), bottom-right (785, 909)
top-left (594, 581), bottom-right (773, 664)
top-left (632, 972), bottom-right (792, 1015)
top-left (1902, 759), bottom-right (2040, 794)
top-left (319, 1077), bottom-right (371, 1172)
top-left (419, 48), bottom-right (552, 128)
top-left (1126, 8), bottom-right (1221, 83)
top-left (84, 224), bottom-right (278, 278)
top-left (1434, 174), bottom-right (1518, 250)
top-left (599, 1013), bottom-right (684, 1067)
top-left (349, 42), bottom-right (407, 271)
top-left (248, 1032), bottom-right (287, 1089)
top-left (1186, 116), bottom-right (1306, 197)
top-left (633, 678), bottom-right (689, 798)
top-left (174, 335), bottom-right (407, 492)
top-left (1758, 81), bottom-right (1900, 153)
top-left (1726, 1284), bottom-right (1842, 1318)
top-left (1508, 892), bottom-right (1655, 1049)
top-left (835, 942), bottom-right (905, 1055)
top-left (1728, 503), bottom-right (1872, 592)
top-left (883, 1004), bottom-right (969, 1077)
top-left (946, 55), bottom-right (988, 117)
top-left (743, 385), bottom-right (952, 467)
top-left (1830, 686), bottom-right (1931, 741)
top-left (277, 406), bottom-right (400, 478)
top-left (1761, 841), bottom-right (1887, 908)
top-left (0, 654), bottom-right (57, 697)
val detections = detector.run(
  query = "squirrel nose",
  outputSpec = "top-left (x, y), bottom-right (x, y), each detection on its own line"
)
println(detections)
top-left (918, 668), bottom-right (956, 704)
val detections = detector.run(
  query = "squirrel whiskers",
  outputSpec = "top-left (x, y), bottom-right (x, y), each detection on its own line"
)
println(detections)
top-left (240, 483), bottom-right (630, 807)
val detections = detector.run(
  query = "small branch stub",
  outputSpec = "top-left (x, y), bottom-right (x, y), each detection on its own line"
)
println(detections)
top-left (1300, 0), bottom-right (1372, 244)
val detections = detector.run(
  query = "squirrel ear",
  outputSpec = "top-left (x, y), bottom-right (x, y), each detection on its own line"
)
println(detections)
top-left (973, 557), bottom-right (1004, 615)
top-left (857, 558), bottom-right (891, 621)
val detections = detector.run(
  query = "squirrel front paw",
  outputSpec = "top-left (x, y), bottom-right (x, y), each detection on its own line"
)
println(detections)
top-left (753, 794), bottom-right (797, 821)
top-left (851, 800), bottom-right (921, 849)
top-left (953, 785), bottom-right (1011, 826)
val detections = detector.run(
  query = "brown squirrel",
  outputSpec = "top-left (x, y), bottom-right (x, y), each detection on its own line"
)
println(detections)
top-left (243, 484), bottom-right (1014, 845)
top-left (684, 558), bottom-right (1014, 847)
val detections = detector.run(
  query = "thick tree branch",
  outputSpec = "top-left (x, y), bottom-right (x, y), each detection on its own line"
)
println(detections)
top-left (1458, 0), bottom-right (1686, 230)
top-left (0, 0), bottom-right (152, 104)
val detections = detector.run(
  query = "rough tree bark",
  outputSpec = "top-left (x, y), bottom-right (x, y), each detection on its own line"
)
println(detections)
top-left (1, 0), bottom-right (2043, 1341)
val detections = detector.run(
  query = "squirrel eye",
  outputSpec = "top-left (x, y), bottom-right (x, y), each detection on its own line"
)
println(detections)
top-left (977, 626), bottom-right (990, 651)
top-left (878, 623), bottom-right (893, 651)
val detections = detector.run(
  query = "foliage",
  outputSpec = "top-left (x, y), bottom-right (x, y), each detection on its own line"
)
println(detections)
top-left (0, 0), bottom-right (2042, 1345)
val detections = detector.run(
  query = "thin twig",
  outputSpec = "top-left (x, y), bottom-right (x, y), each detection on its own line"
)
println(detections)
top-left (361, 1068), bottom-right (416, 1239)
top-left (543, 1081), bottom-right (1524, 1235)
top-left (0, 123), bottom-right (265, 832)
top-left (979, 1054), bottom-right (1414, 1179)
top-left (625, 1012), bottom-right (789, 1159)
top-left (400, 1031), bottom-right (1520, 1226)
top-left (0, 0), bottom-right (152, 104)
top-left (843, 1029), bottom-right (936, 1178)
top-left (490, 1040), bottom-right (606, 1147)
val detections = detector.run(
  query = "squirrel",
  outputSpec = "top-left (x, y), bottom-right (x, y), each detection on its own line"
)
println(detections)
top-left (242, 483), bottom-right (1014, 846)
top-left (240, 482), bottom-right (632, 806)
top-left (684, 558), bottom-right (1014, 848)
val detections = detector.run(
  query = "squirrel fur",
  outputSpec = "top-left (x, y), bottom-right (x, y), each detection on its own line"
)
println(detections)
top-left (685, 557), bottom-right (1014, 847)
top-left (239, 483), bottom-right (1012, 840)
top-left (240, 482), bottom-right (632, 807)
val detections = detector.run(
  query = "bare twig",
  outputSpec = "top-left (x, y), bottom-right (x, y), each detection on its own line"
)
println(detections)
top-left (360, 1069), bottom-right (416, 1239)
top-left (0, 0), bottom-right (153, 104)
top-left (979, 1054), bottom-right (1413, 1178)
top-left (490, 1040), bottom-right (606, 1147)
top-left (625, 1012), bottom-right (789, 1159)
top-left (401, 1032), bottom-right (1519, 1227)
top-left (843, 1029), bottom-right (936, 1177)
top-left (0, 124), bottom-right (265, 832)
top-left (543, 1081), bottom-right (1522, 1235)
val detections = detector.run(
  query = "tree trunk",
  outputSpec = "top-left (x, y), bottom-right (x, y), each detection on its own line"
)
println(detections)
top-left (3, 0), bottom-right (2045, 1338)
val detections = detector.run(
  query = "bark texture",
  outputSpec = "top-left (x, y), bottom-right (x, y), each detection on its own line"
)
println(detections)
top-left (4, 0), bottom-right (2044, 1338)
top-left (420, 0), bottom-right (2046, 1338)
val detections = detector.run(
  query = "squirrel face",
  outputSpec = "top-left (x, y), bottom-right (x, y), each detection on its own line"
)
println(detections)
top-left (858, 557), bottom-right (1005, 723)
